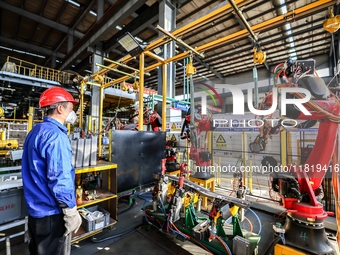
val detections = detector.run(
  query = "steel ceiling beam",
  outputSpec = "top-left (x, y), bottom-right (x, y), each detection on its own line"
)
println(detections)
top-left (185, 0), bottom-right (297, 45)
top-left (101, 0), bottom-right (336, 89)
top-left (0, 36), bottom-right (65, 59)
top-left (103, 2), bottom-right (159, 52)
top-left (0, 1), bottom-right (84, 38)
top-left (176, 0), bottom-right (217, 24)
top-left (176, 33), bottom-right (330, 77)
top-left (14, 16), bottom-right (22, 40)
top-left (204, 22), bottom-right (325, 65)
top-left (144, 0), bottom-right (250, 53)
top-left (58, 0), bottom-right (147, 71)
top-left (97, 0), bottom-right (250, 77)
top-left (43, 0), bottom-right (97, 67)
top-left (196, 0), bottom-right (335, 52)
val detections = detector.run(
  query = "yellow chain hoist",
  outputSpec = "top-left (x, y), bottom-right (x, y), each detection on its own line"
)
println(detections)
top-left (132, 75), bottom-right (139, 90)
top-left (186, 55), bottom-right (196, 77)
top-left (253, 47), bottom-right (266, 64)
top-left (323, 8), bottom-right (340, 34)
top-left (121, 81), bottom-right (129, 91)
top-left (132, 81), bottom-right (139, 90)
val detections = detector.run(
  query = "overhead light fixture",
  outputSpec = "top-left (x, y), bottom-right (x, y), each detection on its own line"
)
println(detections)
top-left (116, 25), bottom-right (123, 30)
top-left (153, 47), bottom-right (162, 55)
top-left (117, 32), bottom-right (144, 57)
top-left (89, 10), bottom-right (97, 16)
top-left (66, 0), bottom-right (81, 7)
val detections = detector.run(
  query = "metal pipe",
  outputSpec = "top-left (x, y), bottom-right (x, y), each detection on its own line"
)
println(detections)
top-left (156, 25), bottom-right (204, 58)
top-left (144, 51), bottom-right (165, 63)
top-left (281, 130), bottom-right (287, 167)
top-left (88, 115), bottom-right (92, 132)
top-left (27, 106), bottom-right (34, 132)
top-left (79, 81), bottom-right (84, 128)
top-left (138, 53), bottom-right (145, 131)
top-left (108, 129), bottom-right (112, 162)
top-left (253, 66), bottom-right (258, 108)
top-left (229, 0), bottom-right (257, 42)
top-left (104, 57), bottom-right (151, 76)
top-left (96, 63), bottom-right (139, 79)
top-left (5, 236), bottom-right (10, 255)
top-left (98, 86), bottom-right (104, 156)
top-left (162, 64), bottom-right (167, 132)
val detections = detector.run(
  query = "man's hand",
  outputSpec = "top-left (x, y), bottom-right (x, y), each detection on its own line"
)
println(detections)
top-left (62, 206), bottom-right (82, 236)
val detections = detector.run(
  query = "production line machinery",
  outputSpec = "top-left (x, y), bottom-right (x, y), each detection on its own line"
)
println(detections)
top-left (250, 58), bottom-right (340, 255)
top-left (142, 160), bottom-right (260, 255)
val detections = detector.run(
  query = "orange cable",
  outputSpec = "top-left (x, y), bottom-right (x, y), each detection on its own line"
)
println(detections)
top-left (244, 216), bottom-right (253, 232)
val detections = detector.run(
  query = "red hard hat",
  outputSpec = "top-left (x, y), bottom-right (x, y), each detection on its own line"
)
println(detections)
top-left (39, 87), bottom-right (79, 108)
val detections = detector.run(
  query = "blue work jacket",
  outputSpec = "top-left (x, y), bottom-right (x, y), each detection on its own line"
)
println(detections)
top-left (22, 116), bottom-right (76, 218)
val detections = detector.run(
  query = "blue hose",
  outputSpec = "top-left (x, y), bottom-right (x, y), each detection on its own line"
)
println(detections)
top-left (137, 191), bottom-right (153, 202)
top-left (248, 208), bottom-right (262, 235)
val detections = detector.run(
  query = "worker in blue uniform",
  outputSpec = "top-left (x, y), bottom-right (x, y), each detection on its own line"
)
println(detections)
top-left (22, 87), bottom-right (82, 255)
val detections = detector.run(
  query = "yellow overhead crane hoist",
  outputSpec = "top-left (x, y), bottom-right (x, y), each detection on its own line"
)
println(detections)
top-left (121, 81), bottom-right (129, 91)
top-left (323, 8), bottom-right (340, 33)
top-left (186, 56), bottom-right (196, 77)
top-left (253, 47), bottom-right (266, 64)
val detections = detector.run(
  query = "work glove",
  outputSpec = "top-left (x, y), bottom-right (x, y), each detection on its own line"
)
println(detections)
top-left (62, 206), bottom-right (82, 236)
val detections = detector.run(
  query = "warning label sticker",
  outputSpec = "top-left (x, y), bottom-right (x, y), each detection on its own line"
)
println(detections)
top-left (215, 134), bottom-right (227, 149)
top-left (171, 134), bottom-right (177, 141)
top-left (216, 135), bottom-right (226, 143)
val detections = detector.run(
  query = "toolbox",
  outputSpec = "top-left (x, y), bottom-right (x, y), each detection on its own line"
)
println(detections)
top-left (80, 205), bottom-right (110, 232)
top-left (0, 184), bottom-right (27, 224)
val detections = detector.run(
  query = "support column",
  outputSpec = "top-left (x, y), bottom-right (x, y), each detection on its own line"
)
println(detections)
top-left (89, 1), bottom-right (105, 131)
top-left (90, 52), bottom-right (103, 130)
top-left (97, 0), bottom-right (104, 18)
top-left (157, 0), bottom-right (176, 100)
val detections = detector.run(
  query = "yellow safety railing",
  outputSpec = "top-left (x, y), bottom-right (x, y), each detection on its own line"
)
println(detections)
top-left (4, 56), bottom-right (76, 84)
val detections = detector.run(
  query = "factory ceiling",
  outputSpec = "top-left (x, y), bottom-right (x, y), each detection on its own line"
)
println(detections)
top-left (0, 0), bottom-right (339, 117)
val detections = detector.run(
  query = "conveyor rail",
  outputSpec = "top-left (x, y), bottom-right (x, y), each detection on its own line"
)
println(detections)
top-left (165, 174), bottom-right (250, 209)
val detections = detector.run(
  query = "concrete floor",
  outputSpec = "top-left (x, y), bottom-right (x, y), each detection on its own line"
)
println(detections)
top-left (0, 187), bottom-right (338, 255)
